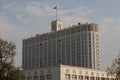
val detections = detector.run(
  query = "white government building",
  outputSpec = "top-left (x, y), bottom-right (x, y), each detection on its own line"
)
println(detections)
top-left (21, 20), bottom-right (116, 80)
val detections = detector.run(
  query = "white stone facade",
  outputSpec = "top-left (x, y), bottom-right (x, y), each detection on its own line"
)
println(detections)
top-left (21, 65), bottom-right (115, 80)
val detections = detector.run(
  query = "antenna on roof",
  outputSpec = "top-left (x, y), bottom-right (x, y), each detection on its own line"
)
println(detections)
top-left (53, 6), bottom-right (58, 20)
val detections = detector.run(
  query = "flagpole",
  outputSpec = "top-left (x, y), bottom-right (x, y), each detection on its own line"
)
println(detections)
top-left (56, 6), bottom-right (57, 20)
top-left (53, 6), bottom-right (58, 20)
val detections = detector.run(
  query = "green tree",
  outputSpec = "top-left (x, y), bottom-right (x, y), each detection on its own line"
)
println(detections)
top-left (107, 53), bottom-right (120, 79)
top-left (0, 38), bottom-right (21, 80)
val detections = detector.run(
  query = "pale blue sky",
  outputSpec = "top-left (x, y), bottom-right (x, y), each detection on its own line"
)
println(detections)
top-left (0, 0), bottom-right (120, 69)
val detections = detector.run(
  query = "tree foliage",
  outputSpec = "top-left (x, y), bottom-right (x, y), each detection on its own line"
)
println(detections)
top-left (0, 38), bottom-right (21, 80)
top-left (107, 53), bottom-right (120, 79)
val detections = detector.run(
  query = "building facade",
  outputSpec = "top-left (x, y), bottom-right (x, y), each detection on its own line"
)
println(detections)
top-left (22, 20), bottom-right (100, 70)
top-left (21, 65), bottom-right (115, 80)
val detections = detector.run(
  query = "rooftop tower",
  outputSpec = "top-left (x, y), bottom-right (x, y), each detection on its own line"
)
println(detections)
top-left (51, 20), bottom-right (63, 31)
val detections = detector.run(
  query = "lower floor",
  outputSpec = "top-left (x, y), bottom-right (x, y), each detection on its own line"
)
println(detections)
top-left (21, 65), bottom-right (116, 80)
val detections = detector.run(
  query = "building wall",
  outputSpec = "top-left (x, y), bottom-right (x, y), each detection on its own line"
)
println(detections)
top-left (21, 66), bottom-right (60, 80)
top-left (22, 22), bottom-right (100, 70)
top-left (60, 65), bottom-right (115, 80)
top-left (21, 65), bottom-right (115, 80)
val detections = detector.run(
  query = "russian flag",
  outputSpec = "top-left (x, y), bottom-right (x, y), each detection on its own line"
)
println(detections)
top-left (53, 6), bottom-right (57, 9)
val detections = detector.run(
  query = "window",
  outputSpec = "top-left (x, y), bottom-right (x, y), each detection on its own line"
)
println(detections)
top-left (96, 77), bottom-right (100, 80)
top-left (73, 70), bottom-right (76, 73)
top-left (101, 73), bottom-right (104, 77)
top-left (72, 75), bottom-right (77, 80)
top-left (85, 76), bottom-right (89, 80)
top-left (40, 75), bottom-right (45, 80)
top-left (47, 75), bottom-right (52, 80)
top-left (78, 75), bottom-right (83, 80)
top-left (21, 77), bottom-right (26, 80)
top-left (86, 71), bottom-right (88, 75)
top-left (91, 72), bottom-right (94, 75)
top-left (41, 71), bottom-right (44, 74)
top-left (79, 71), bottom-right (82, 74)
top-left (27, 76), bottom-right (32, 80)
top-left (34, 71), bottom-right (37, 75)
top-left (65, 74), bottom-right (70, 80)
top-left (90, 77), bottom-right (94, 80)
top-left (66, 69), bottom-right (69, 73)
top-left (96, 73), bottom-right (99, 76)
top-left (33, 76), bottom-right (38, 80)
top-left (48, 70), bottom-right (51, 73)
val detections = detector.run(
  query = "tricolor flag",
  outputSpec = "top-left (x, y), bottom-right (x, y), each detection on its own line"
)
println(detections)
top-left (53, 6), bottom-right (57, 9)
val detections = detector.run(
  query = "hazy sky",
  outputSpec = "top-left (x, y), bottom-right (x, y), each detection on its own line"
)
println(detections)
top-left (0, 0), bottom-right (120, 69)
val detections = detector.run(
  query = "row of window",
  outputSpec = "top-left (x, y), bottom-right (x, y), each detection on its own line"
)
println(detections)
top-left (65, 74), bottom-right (115, 80)
top-left (21, 75), bottom-right (52, 80)
top-left (66, 69), bottom-right (107, 77)
top-left (23, 31), bottom-right (98, 45)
